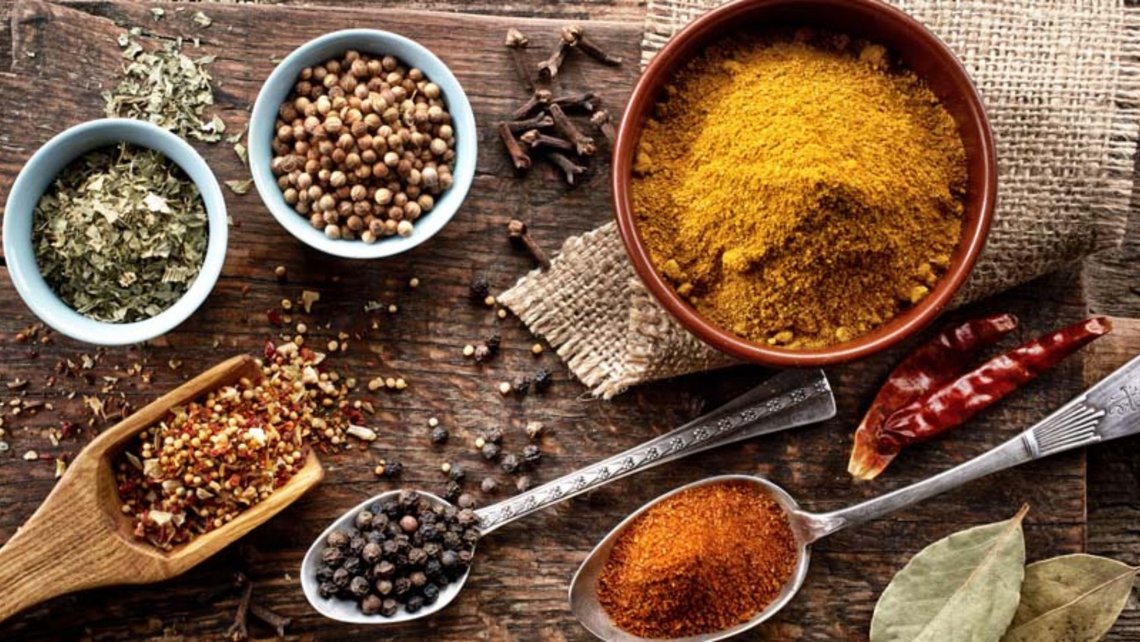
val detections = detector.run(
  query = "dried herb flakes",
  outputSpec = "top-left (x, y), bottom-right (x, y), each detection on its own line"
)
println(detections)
top-left (33, 144), bottom-right (208, 323)
top-left (105, 36), bottom-right (222, 142)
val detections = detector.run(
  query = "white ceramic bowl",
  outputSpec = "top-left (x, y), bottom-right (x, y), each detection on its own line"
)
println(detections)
top-left (2, 119), bottom-right (228, 346)
top-left (250, 29), bottom-right (477, 259)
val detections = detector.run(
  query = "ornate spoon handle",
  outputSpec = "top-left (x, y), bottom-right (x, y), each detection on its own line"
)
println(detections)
top-left (475, 368), bottom-right (835, 535)
top-left (800, 355), bottom-right (1140, 542)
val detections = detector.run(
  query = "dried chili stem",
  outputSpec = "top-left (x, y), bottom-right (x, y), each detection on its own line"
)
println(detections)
top-left (548, 103), bottom-right (596, 156)
top-left (497, 122), bottom-right (532, 171)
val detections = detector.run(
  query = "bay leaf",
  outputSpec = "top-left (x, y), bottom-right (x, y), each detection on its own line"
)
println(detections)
top-left (1001, 554), bottom-right (1138, 642)
top-left (870, 506), bottom-right (1028, 642)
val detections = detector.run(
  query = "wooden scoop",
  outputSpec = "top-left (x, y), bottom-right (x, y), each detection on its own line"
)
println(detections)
top-left (0, 355), bottom-right (324, 623)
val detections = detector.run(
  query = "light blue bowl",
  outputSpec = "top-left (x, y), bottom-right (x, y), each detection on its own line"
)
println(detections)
top-left (2, 119), bottom-right (229, 346)
top-left (250, 29), bottom-right (477, 259)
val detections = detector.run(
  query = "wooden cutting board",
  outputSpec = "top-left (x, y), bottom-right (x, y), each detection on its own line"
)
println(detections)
top-left (0, 1), bottom-right (1100, 639)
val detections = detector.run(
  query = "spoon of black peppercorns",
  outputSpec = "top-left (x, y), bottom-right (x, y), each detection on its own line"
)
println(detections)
top-left (300, 369), bottom-right (835, 624)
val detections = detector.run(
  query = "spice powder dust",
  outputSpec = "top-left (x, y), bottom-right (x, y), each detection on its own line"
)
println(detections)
top-left (633, 32), bottom-right (967, 348)
top-left (597, 480), bottom-right (798, 638)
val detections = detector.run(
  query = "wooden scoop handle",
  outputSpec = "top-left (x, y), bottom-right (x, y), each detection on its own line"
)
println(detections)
top-left (0, 355), bottom-right (260, 623)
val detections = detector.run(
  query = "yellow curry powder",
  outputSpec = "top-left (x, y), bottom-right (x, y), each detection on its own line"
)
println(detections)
top-left (632, 34), bottom-right (967, 348)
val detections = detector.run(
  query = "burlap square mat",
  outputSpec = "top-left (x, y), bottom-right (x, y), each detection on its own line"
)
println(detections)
top-left (500, 0), bottom-right (1140, 398)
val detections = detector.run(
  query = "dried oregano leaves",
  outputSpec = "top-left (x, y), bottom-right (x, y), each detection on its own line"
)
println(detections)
top-left (870, 506), bottom-right (1028, 642)
top-left (33, 144), bottom-right (208, 322)
top-left (1001, 554), bottom-right (1138, 642)
top-left (105, 32), bottom-right (223, 142)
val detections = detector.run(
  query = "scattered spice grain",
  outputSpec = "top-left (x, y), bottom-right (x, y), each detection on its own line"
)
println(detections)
top-left (597, 480), bottom-right (798, 637)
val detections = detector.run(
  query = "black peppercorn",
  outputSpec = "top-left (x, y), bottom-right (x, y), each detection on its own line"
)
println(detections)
top-left (486, 333), bottom-right (501, 353)
top-left (469, 275), bottom-right (490, 302)
top-left (405, 594), bottom-right (426, 613)
top-left (333, 567), bottom-right (351, 588)
top-left (408, 547), bottom-right (428, 565)
top-left (409, 571), bottom-right (428, 588)
top-left (440, 550), bottom-right (458, 568)
top-left (373, 512), bottom-right (390, 531)
top-left (398, 490), bottom-right (420, 508)
top-left (457, 493), bottom-right (476, 509)
top-left (383, 460), bottom-right (403, 478)
top-left (480, 477), bottom-right (498, 493)
top-left (326, 530), bottom-right (351, 549)
top-left (425, 558), bottom-right (444, 582)
top-left (349, 575), bottom-right (370, 598)
top-left (381, 598), bottom-right (398, 617)
top-left (534, 367), bottom-right (552, 392)
top-left (318, 581), bottom-right (338, 598)
top-left (361, 541), bottom-right (382, 564)
top-left (430, 426), bottom-right (449, 444)
top-left (342, 556), bottom-right (362, 575)
top-left (423, 542), bottom-right (441, 557)
top-left (522, 444), bottom-right (542, 465)
top-left (376, 579), bottom-right (393, 595)
top-left (381, 500), bottom-right (400, 516)
top-left (375, 560), bottom-right (396, 577)
top-left (445, 480), bottom-right (462, 501)
top-left (322, 546), bottom-right (345, 566)
top-left (457, 549), bottom-right (474, 568)
top-left (381, 539), bottom-right (399, 557)
top-left (463, 527), bottom-right (481, 544)
top-left (361, 594), bottom-right (383, 615)
top-left (354, 510), bottom-right (374, 530)
top-left (423, 582), bottom-right (440, 604)
top-left (393, 577), bottom-right (412, 596)
top-left (443, 531), bottom-right (463, 550)
top-left (448, 463), bottom-right (466, 481)
top-left (481, 442), bottom-right (501, 460)
top-left (500, 453), bottom-right (521, 473)
top-left (457, 508), bottom-right (479, 526)
top-left (512, 377), bottom-right (531, 394)
top-left (484, 427), bottom-right (504, 444)
top-left (473, 343), bottom-right (493, 363)
top-left (316, 564), bottom-right (335, 582)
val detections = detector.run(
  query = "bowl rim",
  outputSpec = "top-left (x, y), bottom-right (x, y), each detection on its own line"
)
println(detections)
top-left (248, 28), bottom-right (476, 260)
top-left (2, 118), bottom-right (228, 346)
top-left (611, 0), bottom-right (997, 367)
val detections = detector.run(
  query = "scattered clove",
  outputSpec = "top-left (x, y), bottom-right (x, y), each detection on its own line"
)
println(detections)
top-left (551, 91), bottom-right (599, 113)
top-left (504, 114), bottom-right (555, 134)
top-left (562, 24), bottom-right (623, 66)
top-left (548, 104), bottom-right (596, 156)
top-left (591, 110), bottom-right (616, 145)
top-left (520, 129), bottom-right (575, 154)
top-left (537, 28), bottom-right (575, 81)
top-left (546, 152), bottom-right (587, 185)
top-left (497, 122), bottom-right (532, 171)
top-left (504, 28), bottom-right (535, 92)
top-left (507, 219), bottom-right (551, 270)
top-left (226, 574), bottom-right (254, 641)
top-left (249, 603), bottom-right (292, 638)
top-left (513, 88), bottom-right (553, 119)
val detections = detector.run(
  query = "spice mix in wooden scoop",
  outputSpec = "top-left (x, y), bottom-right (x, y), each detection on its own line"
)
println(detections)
top-left (632, 30), bottom-right (966, 349)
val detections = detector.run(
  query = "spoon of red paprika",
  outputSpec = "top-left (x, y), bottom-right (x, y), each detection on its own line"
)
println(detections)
top-left (571, 353), bottom-right (1140, 642)
top-left (301, 368), bottom-right (836, 624)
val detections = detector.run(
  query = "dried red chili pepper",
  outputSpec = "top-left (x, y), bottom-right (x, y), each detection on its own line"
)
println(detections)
top-left (848, 313), bottom-right (1019, 479)
top-left (855, 316), bottom-right (1111, 480)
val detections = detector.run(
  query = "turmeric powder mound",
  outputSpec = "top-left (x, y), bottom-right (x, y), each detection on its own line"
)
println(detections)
top-left (632, 33), bottom-right (966, 349)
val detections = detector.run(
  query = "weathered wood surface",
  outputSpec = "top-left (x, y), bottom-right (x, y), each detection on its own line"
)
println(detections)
top-left (0, 1), bottom-right (1125, 640)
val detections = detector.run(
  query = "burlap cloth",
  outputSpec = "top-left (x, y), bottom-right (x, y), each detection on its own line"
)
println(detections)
top-left (500, 0), bottom-right (1140, 398)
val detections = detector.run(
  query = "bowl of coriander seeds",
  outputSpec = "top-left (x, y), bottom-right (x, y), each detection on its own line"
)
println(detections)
top-left (250, 29), bottom-right (476, 259)
top-left (3, 118), bottom-right (228, 346)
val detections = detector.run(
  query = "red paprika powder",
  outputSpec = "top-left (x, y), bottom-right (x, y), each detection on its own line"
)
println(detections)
top-left (597, 480), bottom-right (798, 638)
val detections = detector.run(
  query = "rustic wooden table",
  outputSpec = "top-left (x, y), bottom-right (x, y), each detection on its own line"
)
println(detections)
top-left (0, 1), bottom-right (1136, 640)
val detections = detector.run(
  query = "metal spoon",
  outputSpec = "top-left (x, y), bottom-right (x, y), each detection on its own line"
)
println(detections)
top-left (301, 368), bottom-right (837, 623)
top-left (571, 355), bottom-right (1140, 642)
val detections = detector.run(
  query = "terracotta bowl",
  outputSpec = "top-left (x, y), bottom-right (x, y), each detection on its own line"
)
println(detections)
top-left (612, 0), bottom-right (996, 367)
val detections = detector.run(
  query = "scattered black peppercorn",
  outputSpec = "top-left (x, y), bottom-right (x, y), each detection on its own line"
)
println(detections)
top-left (448, 463), bottom-right (466, 482)
top-left (481, 442), bottom-right (501, 461)
top-left (533, 367), bottom-right (552, 392)
top-left (473, 343), bottom-right (493, 363)
top-left (457, 493), bottom-right (477, 509)
top-left (484, 427), bottom-right (504, 444)
top-left (383, 460), bottom-right (403, 478)
top-left (500, 453), bottom-right (521, 473)
top-left (522, 444), bottom-right (542, 465)
top-left (480, 477), bottom-right (498, 493)
top-left (512, 376), bottom-right (531, 395)
top-left (430, 426), bottom-right (449, 445)
top-left (486, 333), bottom-right (502, 353)
top-left (445, 480), bottom-right (462, 501)
top-left (469, 275), bottom-right (490, 302)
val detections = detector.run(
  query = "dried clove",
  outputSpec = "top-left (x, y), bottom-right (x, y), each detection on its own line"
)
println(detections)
top-left (497, 122), bottom-right (532, 171)
top-left (537, 27), bottom-right (576, 81)
top-left (520, 129), bottom-right (576, 154)
top-left (504, 28), bottom-right (535, 92)
top-left (507, 219), bottom-right (551, 269)
top-left (513, 88), bottom-right (553, 119)
top-left (548, 104), bottom-right (596, 156)
top-left (546, 152), bottom-right (587, 185)
top-left (249, 603), bottom-right (291, 638)
top-left (504, 114), bottom-right (555, 134)
top-left (551, 91), bottom-right (599, 112)
top-left (562, 24), bottom-right (623, 66)
top-left (226, 574), bottom-right (254, 641)
top-left (591, 110), bottom-right (616, 145)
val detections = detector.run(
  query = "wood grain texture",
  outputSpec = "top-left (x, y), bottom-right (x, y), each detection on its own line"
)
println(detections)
top-left (0, 1), bottom-right (1113, 641)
